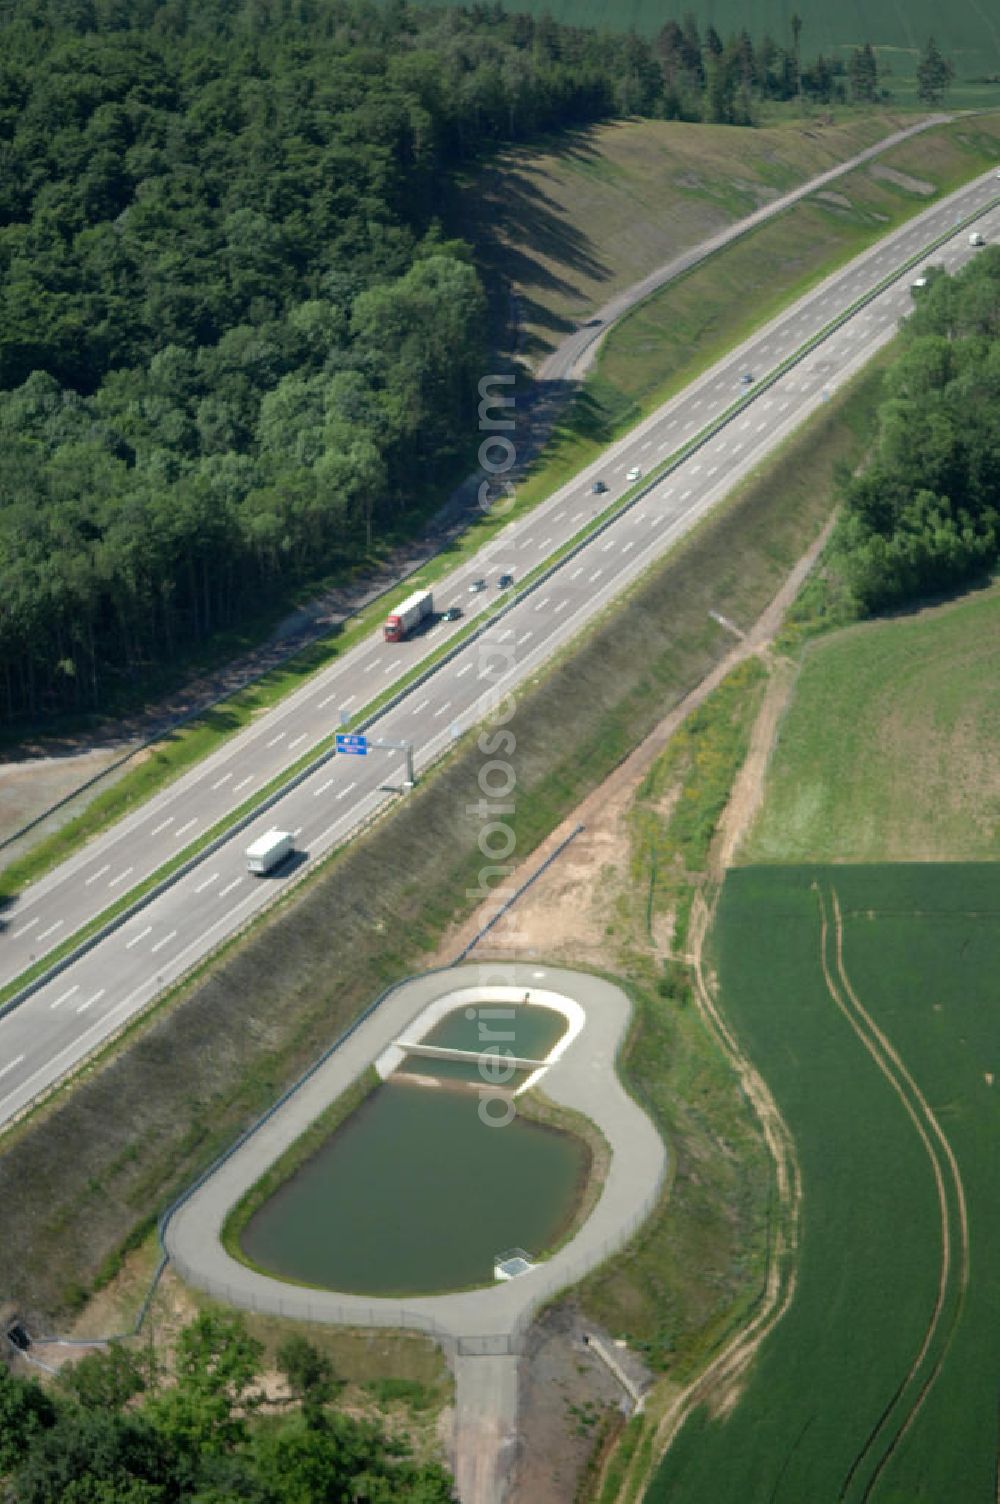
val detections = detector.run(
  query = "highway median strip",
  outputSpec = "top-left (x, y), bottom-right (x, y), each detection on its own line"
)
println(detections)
top-left (5, 188), bottom-right (993, 1019)
top-left (4, 131), bottom-right (996, 910)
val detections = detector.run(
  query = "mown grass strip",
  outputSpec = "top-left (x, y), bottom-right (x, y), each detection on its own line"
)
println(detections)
top-left (0, 345), bottom-right (886, 1323)
top-left (9, 118), bottom-right (999, 914)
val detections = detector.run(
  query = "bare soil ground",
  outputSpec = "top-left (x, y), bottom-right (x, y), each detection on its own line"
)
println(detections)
top-left (508, 1306), bottom-right (634, 1504)
top-left (9, 512), bottom-right (832, 1499)
top-left (0, 745), bottom-right (140, 855)
top-left (417, 524), bottom-right (832, 1500)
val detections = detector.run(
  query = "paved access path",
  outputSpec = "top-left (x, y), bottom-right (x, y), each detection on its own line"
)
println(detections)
top-left (537, 113), bottom-right (948, 385)
top-left (164, 961), bottom-right (664, 1337)
top-left (4, 116), bottom-right (946, 860)
top-left (164, 961), bottom-right (666, 1502)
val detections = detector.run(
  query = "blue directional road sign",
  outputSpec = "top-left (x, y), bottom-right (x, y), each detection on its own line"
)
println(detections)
top-left (335, 733), bottom-right (368, 756)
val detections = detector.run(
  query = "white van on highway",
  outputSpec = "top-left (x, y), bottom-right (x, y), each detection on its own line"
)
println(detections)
top-left (246, 829), bottom-right (294, 875)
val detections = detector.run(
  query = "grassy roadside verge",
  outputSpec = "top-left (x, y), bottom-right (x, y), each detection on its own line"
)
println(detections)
top-left (7, 118), bottom-right (994, 913)
top-left (0, 350), bottom-right (884, 1323)
top-left (0, 317), bottom-right (890, 1010)
top-left (570, 661), bottom-right (772, 1382)
top-left (513, 112), bottom-right (1000, 508)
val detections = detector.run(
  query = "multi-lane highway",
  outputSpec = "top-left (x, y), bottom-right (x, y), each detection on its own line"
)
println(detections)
top-left (0, 169), bottom-right (997, 1127)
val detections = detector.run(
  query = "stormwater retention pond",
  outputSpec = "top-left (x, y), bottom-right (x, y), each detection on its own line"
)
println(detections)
top-left (240, 1004), bottom-right (587, 1295)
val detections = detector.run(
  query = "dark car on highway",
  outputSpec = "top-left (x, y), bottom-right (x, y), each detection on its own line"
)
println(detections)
top-left (442, 606), bottom-right (462, 622)
top-left (497, 573), bottom-right (514, 589)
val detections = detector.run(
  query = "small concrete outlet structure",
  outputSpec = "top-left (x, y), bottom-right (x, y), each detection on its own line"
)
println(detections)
top-left (493, 1249), bottom-right (536, 1282)
top-left (162, 963), bottom-right (667, 1504)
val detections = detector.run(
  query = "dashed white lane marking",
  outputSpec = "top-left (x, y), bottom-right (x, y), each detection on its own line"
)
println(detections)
top-left (0, 1056), bottom-right (25, 1081)
top-left (151, 818), bottom-right (173, 835)
top-left (384, 659), bottom-right (401, 675)
top-left (335, 782), bottom-right (357, 801)
top-left (266, 732), bottom-right (285, 746)
top-left (288, 733), bottom-right (307, 750)
top-left (233, 776), bottom-right (253, 792)
top-left (50, 985), bottom-right (79, 1010)
top-left (589, 568), bottom-right (603, 582)
top-left (211, 772), bottom-right (232, 790)
top-left (175, 819), bottom-right (197, 839)
top-left (108, 866), bottom-right (134, 888)
top-left (12, 917), bottom-right (38, 939)
top-left (535, 596), bottom-right (550, 610)
top-left (85, 865), bottom-right (110, 886)
top-left (151, 930), bottom-right (177, 955)
top-left (413, 698), bottom-right (430, 713)
top-left (37, 920), bottom-right (63, 941)
top-left (570, 567), bottom-right (584, 580)
top-left (194, 872), bottom-right (219, 894)
top-left (77, 988), bottom-right (106, 1014)
top-left (433, 701), bottom-right (451, 718)
top-left (126, 926), bottom-right (153, 950)
top-left (313, 778), bottom-right (335, 797)
top-left (554, 599), bottom-right (569, 612)
top-left (317, 692), bottom-right (338, 709)
top-left (456, 663), bottom-right (473, 677)
top-left (219, 877), bottom-right (243, 898)
top-left (518, 631), bottom-right (533, 645)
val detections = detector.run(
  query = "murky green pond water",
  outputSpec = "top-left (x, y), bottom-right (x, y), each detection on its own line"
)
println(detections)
top-left (398, 1003), bottom-right (566, 1085)
top-left (241, 1072), bottom-right (587, 1294)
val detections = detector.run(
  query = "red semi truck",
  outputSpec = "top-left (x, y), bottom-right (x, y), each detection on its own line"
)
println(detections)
top-left (384, 588), bottom-right (433, 642)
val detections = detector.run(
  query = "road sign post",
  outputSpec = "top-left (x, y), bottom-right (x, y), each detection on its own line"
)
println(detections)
top-left (334, 732), bottom-right (414, 789)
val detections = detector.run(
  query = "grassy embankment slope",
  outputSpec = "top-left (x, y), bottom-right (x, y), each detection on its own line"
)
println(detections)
top-left (417, 0), bottom-right (1000, 108)
top-left (0, 342), bottom-right (886, 1322)
top-left (747, 588), bottom-right (1000, 861)
top-left (463, 111), bottom-right (917, 363)
top-left (554, 113), bottom-right (1000, 467)
top-left (1, 115), bottom-right (951, 909)
top-left (645, 588), bottom-right (1000, 1500)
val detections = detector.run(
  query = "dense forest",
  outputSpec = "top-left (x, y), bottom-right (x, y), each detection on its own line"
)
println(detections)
top-left (0, 0), bottom-right (916, 726)
top-left (836, 247), bottom-right (1000, 610)
top-left (0, 1311), bottom-right (456, 1500)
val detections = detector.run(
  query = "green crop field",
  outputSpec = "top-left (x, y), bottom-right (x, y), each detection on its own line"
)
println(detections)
top-left (648, 862), bottom-right (1000, 1502)
top-left (417, 0), bottom-right (1000, 90)
top-left (747, 585), bottom-right (1000, 864)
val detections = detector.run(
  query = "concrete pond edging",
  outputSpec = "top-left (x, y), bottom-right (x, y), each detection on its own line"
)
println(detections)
top-left (163, 961), bottom-right (667, 1349)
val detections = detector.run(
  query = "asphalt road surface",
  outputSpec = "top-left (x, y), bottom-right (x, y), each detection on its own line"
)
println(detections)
top-left (534, 114), bottom-right (949, 386)
top-left (0, 170), bottom-right (997, 1125)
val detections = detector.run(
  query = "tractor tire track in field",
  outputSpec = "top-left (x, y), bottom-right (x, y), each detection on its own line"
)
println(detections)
top-left (613, 886), bottom-right (803, 1503)
top-left (815, 885), bottom-right (969, 1502)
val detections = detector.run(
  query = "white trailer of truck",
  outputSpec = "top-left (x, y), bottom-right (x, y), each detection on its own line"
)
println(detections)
top-left (384, 588), bottom-right (433, 642)
top-left (245, 828), bottom-right (294, 874)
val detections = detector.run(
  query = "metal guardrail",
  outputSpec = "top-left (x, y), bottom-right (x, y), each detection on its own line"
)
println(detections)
top-left (4, 181), bottom-right (997, 1028)
top-left (8, 176), bottom-right (998, 1359)
top-left (1, 118), bottom-right (952, 859)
